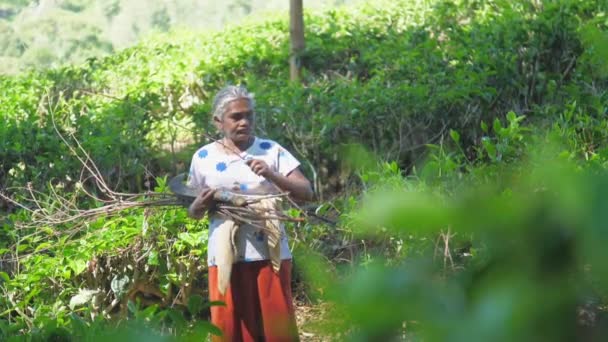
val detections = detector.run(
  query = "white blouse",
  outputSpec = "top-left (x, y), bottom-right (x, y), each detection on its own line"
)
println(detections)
top-left (187, 137), bottom-right (301, 266)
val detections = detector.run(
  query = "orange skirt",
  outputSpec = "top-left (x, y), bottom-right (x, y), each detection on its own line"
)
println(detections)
top-left (208, 260), bottom-right (299, 342)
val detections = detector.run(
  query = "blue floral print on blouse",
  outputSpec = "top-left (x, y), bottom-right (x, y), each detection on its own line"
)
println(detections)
top-left (216, 162), bottom-right (227, 172)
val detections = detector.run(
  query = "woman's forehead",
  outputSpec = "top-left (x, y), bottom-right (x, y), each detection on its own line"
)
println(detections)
top-left (225, 98), bottom-right (253, 113)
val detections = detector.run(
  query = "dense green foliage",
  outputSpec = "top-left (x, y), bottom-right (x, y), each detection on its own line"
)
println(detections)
top-left (1, 0), bottom-right (608, 340)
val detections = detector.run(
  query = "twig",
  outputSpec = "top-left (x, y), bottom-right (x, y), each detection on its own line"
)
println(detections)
top-left (245, 192), bottom-right (291, 203)
top-left (561, 56), bottom-right (577, 83)
top-left (434, 226), bottom-right (455, 273)
top-left (3, 289), bottom-right (33, 329)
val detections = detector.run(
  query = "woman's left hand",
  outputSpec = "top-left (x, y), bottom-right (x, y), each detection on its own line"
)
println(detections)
top-left (247, 159), bottom-right (313, 202)
top-left (246, 159), bottom-right (274, 178)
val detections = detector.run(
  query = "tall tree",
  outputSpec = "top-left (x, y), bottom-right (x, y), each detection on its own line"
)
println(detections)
top-left (289, 0), bottom-right (304, 81)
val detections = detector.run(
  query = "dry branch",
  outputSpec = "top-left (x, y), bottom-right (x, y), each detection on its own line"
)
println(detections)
top-left (1, 111), bottom-right (308, 235)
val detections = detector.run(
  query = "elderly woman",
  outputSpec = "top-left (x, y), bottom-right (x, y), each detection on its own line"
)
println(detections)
top-left (187, 85), bottom-right (313, 341)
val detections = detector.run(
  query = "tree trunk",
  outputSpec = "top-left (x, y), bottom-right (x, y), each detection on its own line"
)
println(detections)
top-left (289, 0), bottom-right (305, 82)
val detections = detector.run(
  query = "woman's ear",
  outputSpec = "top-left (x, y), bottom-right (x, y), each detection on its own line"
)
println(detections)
top-left (213, 116), bottom-right (222, 132)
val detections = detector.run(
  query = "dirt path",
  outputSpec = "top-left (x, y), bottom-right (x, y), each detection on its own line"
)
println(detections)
top-left (295, 301), bottom-right (335, 341)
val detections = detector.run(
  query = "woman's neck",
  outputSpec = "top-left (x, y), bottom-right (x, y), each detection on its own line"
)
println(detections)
top-left (221, 136), bottom-right (254, 154)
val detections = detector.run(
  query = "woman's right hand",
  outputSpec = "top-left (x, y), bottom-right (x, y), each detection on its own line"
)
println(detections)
top-left (188, 188), bottom-right (216, 219)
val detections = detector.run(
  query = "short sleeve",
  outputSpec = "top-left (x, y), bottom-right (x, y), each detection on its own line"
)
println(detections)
top-left (276, 145), bottom-right (301, 176)
top-left (187, 153), bottom-right (206, 189)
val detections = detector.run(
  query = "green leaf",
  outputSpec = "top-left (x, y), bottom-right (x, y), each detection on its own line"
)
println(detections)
top-left (166, 308), bottom-right (187, 331)
top-left (69, 259), bottom-right (87, 276)
top-left (178, 232), bottom-right (201, 247)
top-left (493, 118), bottom-right (503, 134)
top-left (154, 176), bottom-right (168, 193)
top-left (41, 227), bottom-right (55, 235)
top-left (0, 272), bottom-right (9, 282)
top-left (63, 268), bottom-right (72, 279)
top-left (190, 320), bottom-right (223, 337)
top-left (140, 304), bottom-right (159, 319)
top-left (506, 111), bottom-right (516, 123)
top-left (482, 137), bottom-right (497, 161)
top-left (207, 300), bottom-right (227, 308)
top-left (35, 242), bottom-right (53, 252)
top-left (188, 294), bottom-right (204, 315)
top-left (147, 250), bottom-right (160, 266)
top-left (481, 121), bottom-right (488, 133)
top-left (450, 129), bottom-right (460, 144)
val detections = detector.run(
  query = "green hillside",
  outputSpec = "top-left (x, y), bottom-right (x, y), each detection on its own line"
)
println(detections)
top-left (2, 0), bottom-right (608, 340)
top-left (0, 0), bottom-right (358, 74)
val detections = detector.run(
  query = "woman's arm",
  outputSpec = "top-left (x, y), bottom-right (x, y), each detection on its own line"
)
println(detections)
top-left (268, 167), bottom-right (314, 202)
top-left (187, 188), bottom-right (216, 219)
top-left (246, 160), bottom-right (313, 202)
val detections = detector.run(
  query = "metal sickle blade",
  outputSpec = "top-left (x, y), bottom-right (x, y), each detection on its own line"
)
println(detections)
top-left (168, 173), bottom-right (199, 205)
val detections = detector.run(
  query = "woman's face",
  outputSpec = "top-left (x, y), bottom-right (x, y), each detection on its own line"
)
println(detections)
top-left (216, 98), bottom-right (255, 144)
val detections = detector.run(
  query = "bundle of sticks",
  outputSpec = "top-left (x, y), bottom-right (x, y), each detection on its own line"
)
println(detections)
top-left (0, 115), bottom-right (303, 232)
top-left (0, 174), bottom-right (302, 232)
top-left (168, 172), bottom-right (304, 229)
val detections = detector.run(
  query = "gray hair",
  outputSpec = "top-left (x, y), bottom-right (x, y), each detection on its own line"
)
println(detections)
top-left (211, 85), bottom-right (255, 120)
